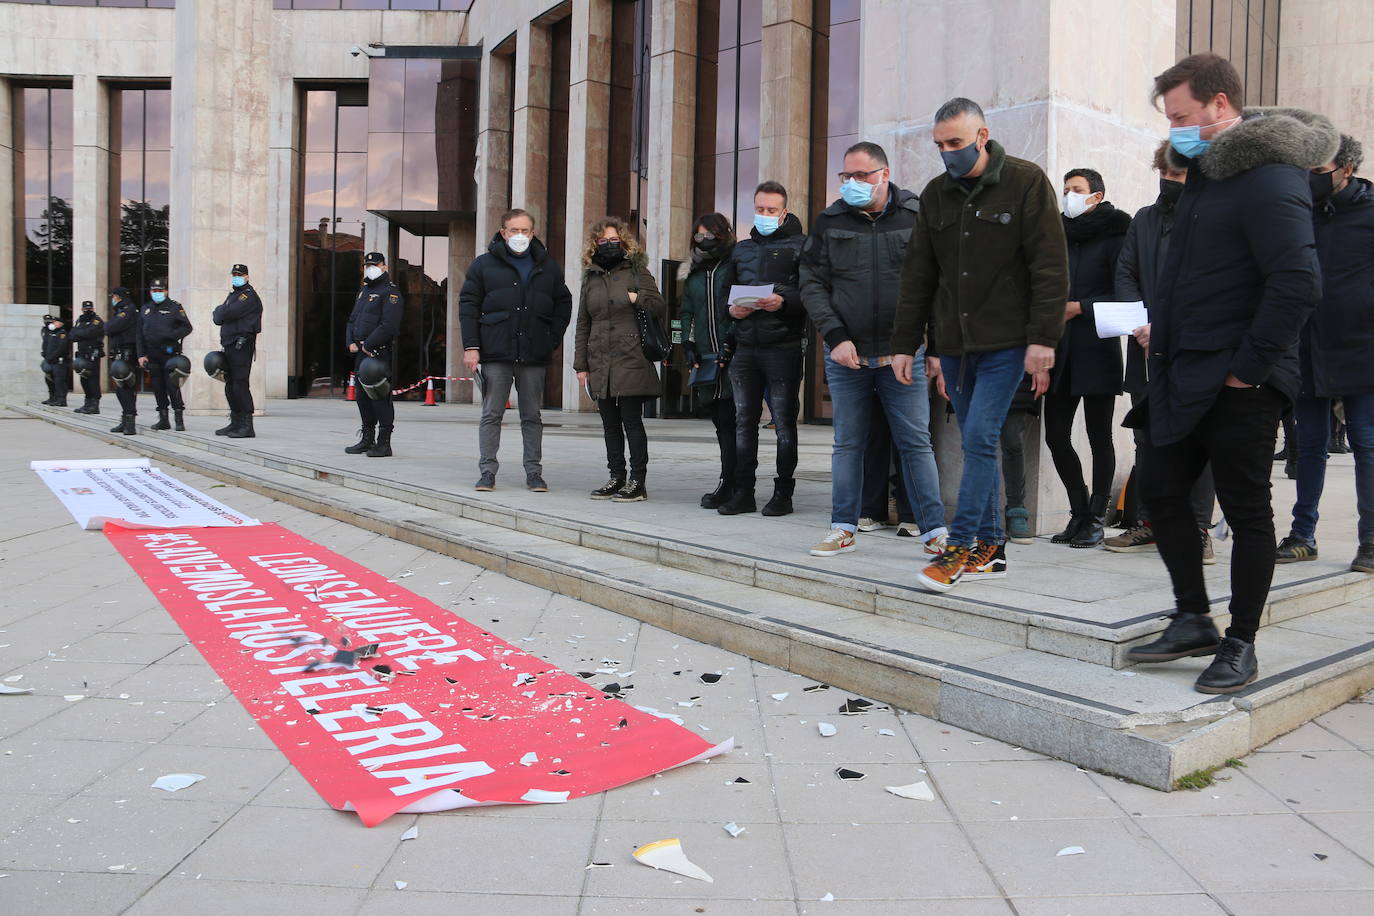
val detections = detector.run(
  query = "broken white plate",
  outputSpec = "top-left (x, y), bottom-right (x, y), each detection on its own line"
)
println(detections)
top-left (820, 892), bottom-right (835, 901)
top-left (722, 822), bottom-right (746, 837)
top-left (770, 692), bottom-right (789, 701)
top-left (394, 880), bottom-right (408, 890)
top-left (151, 773), bottom-right (205, 793)
top-left (521, 788), bottom-right (570, 803)
top-left (1056, 846), bottom-right (1086, 857)
top-left (519, 751), bottom-right (539, 766)
top-left (817, 722), bottom-right (837, 737)
top-left (399, 826), bottom-right (418, 841)
top-left (0, 684), bottom-right (33, 695)
top-left (884, 781), bottom-right (935, 801)
top-left (633, 838), bottom-right (714, 883)
top-left (877, 729), bottom-right (895, 737)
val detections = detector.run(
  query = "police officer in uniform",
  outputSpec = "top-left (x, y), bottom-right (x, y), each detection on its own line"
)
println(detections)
top-left (41, 315), bottom-right (70, 407)
top-left (106, 287), bottom-right (141, 435)
top-left (137, 277), bottom-right (193, 431)
top-left (212, 263), bottom-right (263, 438)
top-left (344, 251), bottom-right (403, 457)
top-left (69, 300), bottom-right (105, 414)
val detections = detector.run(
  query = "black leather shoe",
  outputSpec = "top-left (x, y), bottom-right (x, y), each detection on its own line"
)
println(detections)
top-left (1127, 613), bottom-right (1221, 663)
top-left (1354, 541), bottom-right (1374, 574)
top-left (1070, 515), bottom-right (1105, 548)
top-left (1195, 637), bottom-right (1258, 694)
top-left (717, 491), bottom-right (757, 516)
top-left (700, 479), bottom-right (731, 509)
top-left (1052, 514), bottom-right (1088, 544)
top-left (590, 477), bottom-right (625, 499)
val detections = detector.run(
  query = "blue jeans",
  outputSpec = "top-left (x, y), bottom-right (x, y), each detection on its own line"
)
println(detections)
top-left (940, 348), bottom-right (1027, 547)
top-left (1292, 392), bottom-right (1374, 543)
top-left (823, 348), bottom-right (946, 537)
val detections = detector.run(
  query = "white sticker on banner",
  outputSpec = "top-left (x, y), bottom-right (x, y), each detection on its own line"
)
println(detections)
top-left (32, 460), bottom-right (260, 530)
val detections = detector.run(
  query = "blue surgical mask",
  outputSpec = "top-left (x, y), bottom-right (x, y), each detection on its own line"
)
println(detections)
top-left (1169, 115), bottom-right (1241, 160)
top-left (231, 276), bottom-right (246, 288)
top-left (840, 179), bottom-right (875, 208)
top-left (151, 292), bottom-right (166, 303)
top-left (753, 214), bottom-right (781, 236)
top-left (110, 297), bottom-right (119, 307)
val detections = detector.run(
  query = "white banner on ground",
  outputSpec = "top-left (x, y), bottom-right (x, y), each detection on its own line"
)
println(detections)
top-left (31, 458), bottom-right (260, 530)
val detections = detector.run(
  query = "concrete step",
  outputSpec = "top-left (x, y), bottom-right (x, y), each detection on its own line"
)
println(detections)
top-left (20, 403), bottom-right (1374, 791)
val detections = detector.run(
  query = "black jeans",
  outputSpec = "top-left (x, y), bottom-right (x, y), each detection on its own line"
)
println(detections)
top-left (1044, 392), bottom-right (1116, 515)
top-left (1128, 389), bottom-right (1214, 527)
top-left (729, 344), bottom-right (802, 490)
top-left (111, 348), bottom-right (136, 415)
top-left (861, 403), bottom-right (914, 523)
top-left (1139, 385), bottom-right (1285, 643)
top-left (1000, 409), bottom-right (1032, 509)
top-left (145, 349), bottom-right (185, 411)
top-left (598, 395), bottom-right (650, 481)
top-left (707, 396), bottom-right (737, 485)
top-left (224, 337), bottom-right (255, 414)
top-left (354, 350), bottom-right (395, 429)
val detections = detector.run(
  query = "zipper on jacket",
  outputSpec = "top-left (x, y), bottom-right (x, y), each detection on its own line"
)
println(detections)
top-left (870, 218), bottom-right (880, 360)
top-left (704, 263), bottom-right (720, 353)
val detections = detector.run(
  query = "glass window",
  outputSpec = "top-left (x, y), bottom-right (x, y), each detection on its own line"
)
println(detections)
top-left (695, 0), bottom-right (764, 228)
top-left (114, 87), bottom-right (171, 304)
top-left (15, 86), bottom-right (75, 310)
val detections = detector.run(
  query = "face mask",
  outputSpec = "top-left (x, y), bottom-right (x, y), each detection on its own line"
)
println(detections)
top-left (364, 265), bottom-right (383, 281)
top-left (151, 292), bottom-right (166, 303)
top-left (1168, 115), bottom-right (1241, 159)
top-left (48, 322), bottom-right (58, 331)
top-left (1062, 191), bottom-right (1095, 219)
top-left (840, 178), bottom-right (875, 208)
top-left (505, 234), bottom-right (532, 254)
top-left (111, 297), bottom-right (120, 307)
top-left (1309, 169), bottom-right (1338, 202)
top-left (1158, 177), bottom-right (1184, 206)
top-left (231, 276), bottom-right (246, 288)
top-left (693, 234), bottom-right (722, 258)
top-left (940, 142), bottom-right (981, 180)
top-left (754, 214), bottom-right (781, 236)
top-left (594, 239), bottom-right (624, 267)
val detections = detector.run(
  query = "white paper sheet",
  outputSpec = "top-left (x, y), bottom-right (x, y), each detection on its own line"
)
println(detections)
top-left (1093, 301), bottom-right (1148, 338)
top-left (728, 284), bottom-right (776, 309)
top-left (32, 459), bottom-right (260, 530)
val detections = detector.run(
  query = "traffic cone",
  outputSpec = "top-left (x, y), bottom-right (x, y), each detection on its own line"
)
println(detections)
top-left (423, 377), bottom-right (437, 406)
top-left (346, 373), bottom-right (356, 401)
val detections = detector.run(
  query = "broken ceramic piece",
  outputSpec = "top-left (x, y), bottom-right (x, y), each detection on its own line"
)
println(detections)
top-left (632, 838), bottom-right (714, 883)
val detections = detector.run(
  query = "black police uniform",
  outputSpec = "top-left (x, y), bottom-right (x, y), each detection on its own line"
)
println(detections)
top-left (212, 276), bottom-right (263, 418)
top-left (105, 297), bottom-right (140, 428)
top-left (137, 296), bottom-right (193, 415)
top-left (345, 268), bottom-right (404, 437)
top-left (41, 321), bottom-right (71, 406)
top-left (69, 307), bottom-right (105, 412)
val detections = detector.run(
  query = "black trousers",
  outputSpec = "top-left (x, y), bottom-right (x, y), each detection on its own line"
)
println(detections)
top-left (79, 359), bottom-right (102, 400)
top-left (224, 338), bottom-right (255, 414)
top-left (47, 364), bottom-right (70, 400)
top-left (706, 396), bottom-right (737, 486)
top-left (1139, 386), bottom-right (1285, 643)
top-left (145, 350), bottom-right (185, 410)
top-left (1128, 388), bottom-right (1215, 527)
top-left (111, 349), bottom-right (137, 415)
top-left (597, 395), bottom-right (650, 480)
top-left (861, 404), bottom-right (914, 523)
top-left (353, 351), bottom-right (395, 429)
top-left (1044, 392), bottom-right (1117, 514)
top-left (730, 344), bottom-right (802, 490)
top-left (1000, 409), bottom-right (1032, 509)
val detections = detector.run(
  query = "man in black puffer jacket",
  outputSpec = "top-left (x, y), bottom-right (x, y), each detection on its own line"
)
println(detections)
top-left (459, 208), bottom-right (572, 492)
top-left (719, 181), bottom-right (806, 517)
top-left (1125, 54), bottom-right (1335, 694)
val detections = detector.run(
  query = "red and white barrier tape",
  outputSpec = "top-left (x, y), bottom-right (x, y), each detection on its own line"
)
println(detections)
top-left (391, 374), bottom-right (474, 396)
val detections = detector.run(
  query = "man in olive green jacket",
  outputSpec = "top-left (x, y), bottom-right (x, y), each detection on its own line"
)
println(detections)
top-left (892, 97), bottom-right (1069, 593)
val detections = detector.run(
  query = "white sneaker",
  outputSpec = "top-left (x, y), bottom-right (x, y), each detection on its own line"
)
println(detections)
top-left (896, 523), bottom-right (921, 538)
top-left (923, 533), bottom-right (947, 556)
top-left (857, 517), bottom-right (889, 532)
top-left (810, 528), bottom-right (857, 557)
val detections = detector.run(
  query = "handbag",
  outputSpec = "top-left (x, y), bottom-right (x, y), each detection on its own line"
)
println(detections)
top-left (626, 265), bottom-right (668, 362)
top-left (688, 354), bottom-right (720, 388)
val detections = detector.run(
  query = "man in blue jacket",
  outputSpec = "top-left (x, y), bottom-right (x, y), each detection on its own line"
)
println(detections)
top-left (1125, 54), bottom-right (1335, 693)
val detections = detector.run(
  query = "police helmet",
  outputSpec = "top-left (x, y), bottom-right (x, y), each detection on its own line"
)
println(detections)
top-left (110, 358), bottom-right (137, 388)
top-left (204, 350), bottom-right (228, 382)
top-left (356, 356), bottom-right (391, 400)
top-left (166, 354), bottom-right (193, 386)
top-left (73, 355), bottom-right (95, 378)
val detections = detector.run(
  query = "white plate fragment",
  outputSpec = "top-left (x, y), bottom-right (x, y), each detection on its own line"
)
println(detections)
top-left (770, 692), bottom-right (789, 702)
top-left (151, 773), bottom-right (205, 793)
top-left (817, 722), bottom-right (837, 737)
top-left (394, 880), bottom-right (408, 890)
top-left (0, 684), bottom-right (33, 695)
top-left (884, 781), bottom-right (935, 801)
top-left (633, 838), bottom-right (713, 883)
top-left (399, 825), bottom-right (418, 841)
top-left (820, 892), bottom-right (835, 901)
top-left (521, 788), bottom-right (570, 803)
top-left (519, 751), bottom-right (539, 766)
top-left (1056, 846), bottom-right (1086, 857)
top-left (723, 822), bottom-right (746, 837)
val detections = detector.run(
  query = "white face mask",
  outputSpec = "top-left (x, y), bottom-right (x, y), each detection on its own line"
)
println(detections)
top-left (48, 322), bottom-right (59, 331)
top-left (364, 265), bottom-right (383, 281)
top-left (1062, 191), bottom-right (1096, 219)
top-left (506, 234), bottom-right (532, 254)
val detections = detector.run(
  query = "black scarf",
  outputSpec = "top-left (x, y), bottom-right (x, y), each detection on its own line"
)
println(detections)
top-left (1062, 200), bottom-right (1130, 244)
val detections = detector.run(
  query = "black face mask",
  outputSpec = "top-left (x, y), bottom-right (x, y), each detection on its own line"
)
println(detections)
top-left (1158, 178), bottom-right (1184, 207)
top-left (1309, 169), bottom-right (1338, 203)
top-left (940, 141), bottom-right (981, 180)
top-left (693, 234), bottom-right (723, 256)
top-left (593, 239), bottom-right (625, 268)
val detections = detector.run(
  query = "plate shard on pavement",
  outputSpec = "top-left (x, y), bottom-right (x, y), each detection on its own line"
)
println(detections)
top-left (884, 781), bottom-right (935, 801)
top-left (633, 838), bottom-right (714, 883)
top-left (151, 773), bottom-right (205, 793)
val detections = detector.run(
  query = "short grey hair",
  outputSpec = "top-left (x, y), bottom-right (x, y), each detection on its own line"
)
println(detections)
top-left (1335, 134), bottom-right (1364, 173)
top-left (934, 97), bottom-right (985, 125)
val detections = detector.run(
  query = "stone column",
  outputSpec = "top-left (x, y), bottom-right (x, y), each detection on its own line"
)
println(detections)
top-left (645, 0), bottom-right (698, 265)
top-left (560, 0), bottom-right (614, 411)
top-left (0, 79), bottom-right (14, 303)
top-left (70, 74), bottom-right (111, 399)
top-left (1279, 0), bottom-right (1374, 157)
top-left (511, 21), bottom-right (552, 228)
top-left (168, 0), bottom-right (273, 416)
top-left (445, 216), bottom-right (477, 404)
top-left (264, 53), bottom-right (299, 399)
top-left (474, 46), bottom-right (513, 252)
top-left (759, 0), bottom-right (813, 222)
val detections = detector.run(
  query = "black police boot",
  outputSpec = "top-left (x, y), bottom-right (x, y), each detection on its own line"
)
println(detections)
top-left (109, 415), bottom-right (126, 433)
top-left (367, 426), bottom-right (393, 458)
top-left (173, 409), bottom-right (185, 431)
top-left (717, 489), bottom-right (757, 516)
top-left (151, 409), bottom-right (171, 431)
top-left (227, 414), bottom-right (255, 439)
top-left (344, 426), bottom-right (375, 454)
top-left (72, 398), bottom-right (91, 414)
top-left (590, 477), bottom-right (626, 499)
top-left (1194, 636), bottom-right (1259, 694)
top-left (215, 413), bottom-right (237, 436)
top-left (700, 478), bottom-right (732, 510)
top-left (87, 398), bottom-right (100, 415)
top-left (762, 478), bottom-right (796, 517)
top-left (120, 414), bottom-right (137, 436)
top-left (1126, 613), bottom-right (1221, 663)
top-left (52, 393), bottom-right (68, 408)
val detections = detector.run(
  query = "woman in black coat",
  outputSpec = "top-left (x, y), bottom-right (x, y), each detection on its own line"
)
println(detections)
top-left (1047, 168), bottom-right (1130, 547)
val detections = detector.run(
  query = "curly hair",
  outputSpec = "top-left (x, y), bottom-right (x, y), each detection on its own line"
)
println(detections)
top-left (582, 216), bottom-right (642, 267)
top-left (1335, 134), bottom-right (1364, 173)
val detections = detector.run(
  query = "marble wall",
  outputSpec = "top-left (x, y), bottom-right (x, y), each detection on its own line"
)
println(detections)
top-left (1278, 0), bottom-right (1374, 159)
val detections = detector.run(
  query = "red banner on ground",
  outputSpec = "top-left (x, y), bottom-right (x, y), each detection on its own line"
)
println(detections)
top-left (105, 523), bottom-right (729, 826)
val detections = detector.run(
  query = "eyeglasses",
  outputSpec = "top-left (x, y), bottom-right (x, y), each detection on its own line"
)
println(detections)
top-left (837, 167), bottom-right (884, 182)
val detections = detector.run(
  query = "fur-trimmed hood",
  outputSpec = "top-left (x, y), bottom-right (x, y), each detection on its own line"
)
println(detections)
top-left (1169, 106), bottom-right (1340, 181)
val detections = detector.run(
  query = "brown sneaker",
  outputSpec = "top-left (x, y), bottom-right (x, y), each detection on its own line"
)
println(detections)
top-left (1104, 524), bottom-right (1156, 553)
top-left (1201, 530), bottom-right (1216, 566)
top-left (809, 528), bottom-right (856, 557)
top-left (917, 545), bottom-right (973, 593)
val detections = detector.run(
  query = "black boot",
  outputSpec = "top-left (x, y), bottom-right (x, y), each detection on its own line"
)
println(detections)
top-left (1330, 426), bottom-right (1350, 454)
top-left (72, 398), bottom-right (92, 414)
top-left (1071, 495), bottom-right (1108, 548)
top-left (119, 414), bottom-right (137, 436)
top-left (52, 394), bottom-right (68, 408)
top-left (215, 413), bottom-right (237, 436)
top-left (1126, 613), bottom-right (1221, 663)
top-left (227, 414), bottom-right (255, 439)
top-left (1194, 637), bottom-right (1258, 694)
top-left (109, 416), bottom-right (126, 433)
top-left (344, 425), bottom-right (375, 454)
top-left (173, 409), bottom-right (185, 431)
top-left (717, 489), bottom-right (757, 515)
top-left (612, 478), bottom-right (648, 502)
top-left (1285, 454), bottom-right (1297, 480)
top-left (590, 476), bottom-right (626, 499)
top-left (151, 409), bottom-right (171, 431)
top-left (700, 478), bottom-right (732, 509)
top-left (761, 478), bottom-right (795, 517)
top-left (1273, 444), bottom-right (1289, 461)
top-left (367, 426), bottom-right (392, 457)
top-left (86, 398), bottom-right (100, 415)
top-left (1052, 514), bottom-right (1088, 544)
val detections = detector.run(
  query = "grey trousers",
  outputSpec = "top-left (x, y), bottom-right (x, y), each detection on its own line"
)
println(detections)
top-left (478, 361), bottom-right (546, 477)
